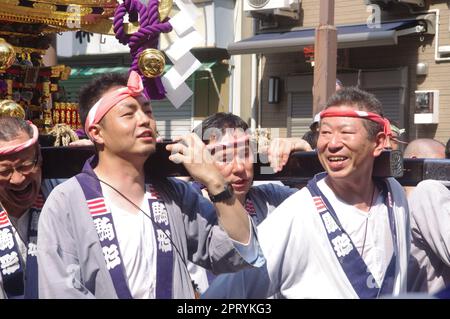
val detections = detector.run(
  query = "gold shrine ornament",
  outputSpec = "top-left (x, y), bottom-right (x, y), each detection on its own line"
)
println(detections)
top-left (158, 0), bottom-right (173, 22)
top-left (138, 48), bottom-right (166, 78)
top-left (0, 38), bottom-right (16, 71)
top-left (0, 100), bottom-right (26, 119)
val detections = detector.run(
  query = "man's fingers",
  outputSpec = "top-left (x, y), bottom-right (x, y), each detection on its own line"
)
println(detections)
top-left (168, 153), bottom-right (185, 164)
top-left (169, 143), bottom-right (188, 155)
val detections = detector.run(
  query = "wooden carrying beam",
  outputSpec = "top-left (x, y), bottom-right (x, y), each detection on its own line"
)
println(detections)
top-left (41, 144), bottom-right (420, 184)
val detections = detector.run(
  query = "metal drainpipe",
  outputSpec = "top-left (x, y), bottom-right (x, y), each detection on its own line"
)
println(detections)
top-left (250, 15), bottom-right (259, 131)
top-left (250, 54), bottom-right (258, 130)
top-left (229, 61), bottom-right (234, 113)
top-left (258, 53), bottom-right (262, 129)
top-left (205, 67), bottom-right (225, 110)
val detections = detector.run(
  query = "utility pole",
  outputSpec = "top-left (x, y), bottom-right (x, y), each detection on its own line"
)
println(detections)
top-left (312, 0), bottom-right (337, 116)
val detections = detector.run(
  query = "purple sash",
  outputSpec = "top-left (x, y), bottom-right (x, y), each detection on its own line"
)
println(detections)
top-left (76, 157), bottom-right (174, 299)
top-left (0, 194), bottom-right (43, 299)
top-left (307, 172), bottom-right (396, 299)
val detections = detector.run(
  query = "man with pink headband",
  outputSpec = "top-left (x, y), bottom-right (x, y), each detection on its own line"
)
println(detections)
top-left (37, 72), bottom-right (263, 299)
top-left (204, 87), bottom-right (410, 299)
top-left (0, 117), bottom-right (56, 299)
top-left (185, 112), bottom-right (311, 294)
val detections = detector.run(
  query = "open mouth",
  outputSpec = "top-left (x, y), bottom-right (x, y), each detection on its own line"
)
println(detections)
top-left (138, 132), bottom-right (152, 138)
top-left (328, 156), bottom-right (348, 162)
top-left (10, 183), bottom-right (32, 197)
top-left (327, 156), bottom-right (349, 170)
top-left (137, 131), bottom-right (154, 143)
top-left (232, 180), bottom-right (248, 190)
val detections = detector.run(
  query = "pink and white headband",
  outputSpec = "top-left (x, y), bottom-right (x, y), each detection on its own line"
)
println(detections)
top-left (84, 71), bottom-right (145, 139)
top-left (0, 122), bottom-right (39, 156)
top-left (320, 109), bottom-right (392, 137)
top-left (206, 134), bottom-right (250, 151)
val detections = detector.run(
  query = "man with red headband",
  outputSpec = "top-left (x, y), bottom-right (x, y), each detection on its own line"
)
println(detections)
top-left (204, 87), bottom-right (410, 299)
top-left (37, 72), bottom-right (262, 299)
top-left (0, 117), bottom-right (56, 299)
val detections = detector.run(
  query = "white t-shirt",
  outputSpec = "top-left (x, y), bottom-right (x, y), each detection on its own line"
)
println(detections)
top-left (256, 178), bottom-right (407, 298)
top-left (318, 179), bottom-right (394, 286)
top-left (102, 187), bottom-right (157, 299)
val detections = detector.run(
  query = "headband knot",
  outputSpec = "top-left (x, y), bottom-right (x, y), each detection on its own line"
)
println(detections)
top-left (85, 71), bottom-right (146, 139)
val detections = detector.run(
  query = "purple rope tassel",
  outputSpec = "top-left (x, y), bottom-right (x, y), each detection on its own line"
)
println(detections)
top-left (113, 0), bottom-right (173, 100)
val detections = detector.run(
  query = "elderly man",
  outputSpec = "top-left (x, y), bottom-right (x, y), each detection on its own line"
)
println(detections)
top-left (204, 87), bottom-right (410, 299)
top-left (37, 72), bottom-right (263, 299)
top-left (0, 117), bottom-right (56, 299)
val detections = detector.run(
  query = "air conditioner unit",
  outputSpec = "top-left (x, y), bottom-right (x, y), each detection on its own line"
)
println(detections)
top-left (414, 90), bottom-right (439, 124)
top-left (365, 0), bottom-right (425, 8)
top-left (244, 0), bottom-right (298, 13)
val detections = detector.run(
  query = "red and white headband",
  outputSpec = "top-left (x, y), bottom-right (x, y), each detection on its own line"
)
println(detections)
top-left (320, 109), bottom-right (392, 137)
top-left (0, 122), bottom-right (39, 156)
top-left (85, 71), bottom-right (146, 139)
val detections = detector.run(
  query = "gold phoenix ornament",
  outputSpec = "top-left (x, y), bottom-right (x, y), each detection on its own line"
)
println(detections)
top-left (0, 38), bottom-right (16, 71)
top-left (138, 48), bottom-right (166, 78)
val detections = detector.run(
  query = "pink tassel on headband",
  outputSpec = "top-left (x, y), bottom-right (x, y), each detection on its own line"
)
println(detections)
top-left (85, 71), bottom-right (145, 138)
top-left (320, 109), bottom-right (392, 137)
top-left (0, 123), bottom-right (39, 156)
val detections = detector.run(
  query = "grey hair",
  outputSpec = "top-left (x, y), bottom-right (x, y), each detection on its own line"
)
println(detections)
top-left (0, 117), bottom-right (34, 142)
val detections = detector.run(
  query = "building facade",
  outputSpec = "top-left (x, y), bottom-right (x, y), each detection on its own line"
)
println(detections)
top-left (231, 0), bottom-right (450, 143)
top-left (57, 0), bottom-right (242, 139)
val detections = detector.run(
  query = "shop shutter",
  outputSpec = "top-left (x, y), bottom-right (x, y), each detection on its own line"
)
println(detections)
top-left (365, 88), bottom-right (403, 124)
top-left (289, 92), bottom-right (313, 137)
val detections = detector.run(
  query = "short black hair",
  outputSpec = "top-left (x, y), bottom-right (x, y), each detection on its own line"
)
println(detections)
top-left (78, 73), bottom-right (128, 131)
top-left (302, 130), bottom-right (318, 149)
top-left (0, 117), bottom-right (33, 141)
top-left (193, 112), bottom-right (249, 142)
top-left (325, 86), bottom-right (384, 140)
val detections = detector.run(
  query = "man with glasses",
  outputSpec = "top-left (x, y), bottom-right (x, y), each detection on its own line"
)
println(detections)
top-left (0, 117), bottom-right (55, 299)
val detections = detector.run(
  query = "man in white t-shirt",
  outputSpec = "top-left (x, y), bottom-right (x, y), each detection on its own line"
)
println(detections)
top-left (204, 86), bottom-right (410, 299)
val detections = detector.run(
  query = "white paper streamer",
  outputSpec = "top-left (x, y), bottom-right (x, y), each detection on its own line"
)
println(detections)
top-left (165, 29), bottom-right (202, 62)
top-left (162, 0), bottom-right (203, 109)
top-left (162, 77), bottom-right (193, 109)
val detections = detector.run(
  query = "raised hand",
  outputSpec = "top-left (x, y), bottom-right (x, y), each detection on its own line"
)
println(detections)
top-left (268, 137), bottom-right (312, 173)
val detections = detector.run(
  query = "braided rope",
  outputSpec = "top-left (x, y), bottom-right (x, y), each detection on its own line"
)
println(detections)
top-left (49, 124), bottom-right (79, 147)
top-left (113, 0), bottom-right (173, 100)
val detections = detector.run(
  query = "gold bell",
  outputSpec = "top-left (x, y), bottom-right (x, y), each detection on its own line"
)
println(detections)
top-left (0, 99), bottom-right (26, 119)
top-left (138, 49), bottom-right (166, 78)
top-left (0, 38), bottom-right (16, 71)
